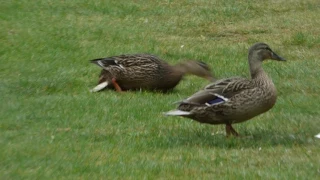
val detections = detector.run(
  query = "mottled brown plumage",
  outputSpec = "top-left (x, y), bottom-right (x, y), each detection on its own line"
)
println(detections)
top-left (90, 54), bottom-right (214, 92)
top-left (165, 43), bottom-right (286, 137)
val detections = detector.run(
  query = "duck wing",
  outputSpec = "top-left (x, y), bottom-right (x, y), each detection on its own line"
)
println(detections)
top-left (180, 77), bottom-right (254, 106)
top-left (205, 77), bottom-right (254, 98)
top-left (90, 54), bottom-right (165, 70)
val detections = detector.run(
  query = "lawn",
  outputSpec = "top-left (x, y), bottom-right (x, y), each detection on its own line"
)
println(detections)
top-left (1, 0), bottom-right (320, 179)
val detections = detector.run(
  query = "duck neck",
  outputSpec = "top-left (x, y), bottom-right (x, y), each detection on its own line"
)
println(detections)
top-left (248, 54), bottom-right (274, 88)
top-left (248, 54), bottom-right (264, 80)
top-left (173, 62), bottom-right (190, 75)
top-left (172, 61), bottom-right (215, 81)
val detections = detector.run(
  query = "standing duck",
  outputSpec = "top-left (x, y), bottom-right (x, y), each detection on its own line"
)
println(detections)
top-left (165, 43), bottom-right (286, 137)
top-left (90, 54), bottom-right (214, 92)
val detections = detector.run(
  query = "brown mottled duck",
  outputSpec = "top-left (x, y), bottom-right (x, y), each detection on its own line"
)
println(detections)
top-left (165, 42), bottom-right (286, 137)
top-left (90, 54), bottom-right (214, 92)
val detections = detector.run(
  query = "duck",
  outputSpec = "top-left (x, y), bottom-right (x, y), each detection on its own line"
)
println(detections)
top-left (90, 54), bottom-right (214, 92)
top-left (165, 42), bottom-right (286, 137)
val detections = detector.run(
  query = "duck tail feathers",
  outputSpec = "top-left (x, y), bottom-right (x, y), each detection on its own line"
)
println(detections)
top-left (90, 81), bottom-right (108, 92)
top-left (90, 58), bottom-right (118, 69)
top-left (164, 110), bottom-right (191, 116)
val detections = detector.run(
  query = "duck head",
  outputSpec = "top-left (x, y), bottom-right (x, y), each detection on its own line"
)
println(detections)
top-left (249, 42), bottom-right (286, 62)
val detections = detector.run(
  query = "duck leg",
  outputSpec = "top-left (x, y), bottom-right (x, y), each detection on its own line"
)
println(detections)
top-left (229, 124), bottom-right (239, 136)
top-left (225, 123), bottom-right (239, 137)
top-left (225, 124), bottom-right (232, 137)
top-left (111, 78), bottom-right (122, 92)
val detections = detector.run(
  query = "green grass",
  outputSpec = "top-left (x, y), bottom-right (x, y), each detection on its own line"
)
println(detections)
top-left (1, 0), bottom-right (320, 179)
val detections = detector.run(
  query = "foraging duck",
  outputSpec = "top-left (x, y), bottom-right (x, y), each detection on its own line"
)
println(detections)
top-left (165, 42), bottom-right (286, 137)
top-left (90, 54), bottom-right (214, 92)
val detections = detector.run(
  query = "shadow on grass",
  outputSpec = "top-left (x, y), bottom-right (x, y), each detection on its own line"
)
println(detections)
top-left (93, 87), bottom-right (180, 94)
top-left (156, 128), bottom-right (315, 149)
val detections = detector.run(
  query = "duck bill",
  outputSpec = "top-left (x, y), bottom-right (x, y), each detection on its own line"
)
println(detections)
top-left (271, 51), bottom-right (286, 61)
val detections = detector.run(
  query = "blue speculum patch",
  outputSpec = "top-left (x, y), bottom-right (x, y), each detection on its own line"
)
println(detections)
top-left (207, 97), bottom-right (225, 105)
